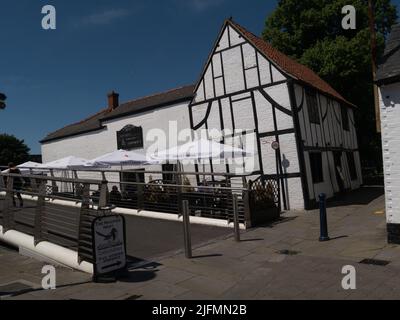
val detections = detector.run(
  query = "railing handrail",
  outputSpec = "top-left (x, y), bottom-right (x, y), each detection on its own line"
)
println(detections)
top-left (0, 172), bottom-right (103, 185)
top-left (0, 172), bottom-right (248, 192)
top-left (0, 166), bottom-right (255, 178)
top-left (116, 180), bottom-right (247, 192)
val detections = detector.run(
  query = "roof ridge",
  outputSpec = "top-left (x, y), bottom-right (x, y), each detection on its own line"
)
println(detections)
top-left (118, 84), bottom-right (195, 107)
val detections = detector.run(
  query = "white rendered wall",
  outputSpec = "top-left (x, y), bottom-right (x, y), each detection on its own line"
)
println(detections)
top-left (380, 83), bottom-right (400, 224)
top-left (41, 101), bottom-right (193, 183)
top-left (191, 23), bottom-right (304, 209)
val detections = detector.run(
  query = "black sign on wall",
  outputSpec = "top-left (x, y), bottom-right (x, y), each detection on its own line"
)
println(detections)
top-left (117, 125), bottom-right (144, 150)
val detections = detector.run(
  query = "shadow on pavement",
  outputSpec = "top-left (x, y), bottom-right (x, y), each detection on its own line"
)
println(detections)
top-left (192, 253), bottom-right (223, 259)
top-left (117, 270), bottom-right (158, 283)
top-left (256, 216), bottom-right (299, 229)
top-left (238, 238), bottom-right (264, 242)
top-left (326, 186), bottom-right (384, 208)
top-left (118, 261), bottom-right (161, 283)
top-left (2, 280), bottom-right (93, 299)
top-left (329, 235), bottom-right (349, 241)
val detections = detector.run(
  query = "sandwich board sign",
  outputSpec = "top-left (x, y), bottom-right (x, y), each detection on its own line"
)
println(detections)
top-left (92, 215), bottom-right (127, 275)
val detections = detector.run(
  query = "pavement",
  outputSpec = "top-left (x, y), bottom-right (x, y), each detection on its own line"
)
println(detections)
top-left (3, 185), bottom-right (400, 300)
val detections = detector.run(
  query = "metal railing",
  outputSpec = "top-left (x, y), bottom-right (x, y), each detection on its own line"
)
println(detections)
top-left (0, 167), bottom-right (283, 226)
top-left (6, 168), bottom-right (252, 224)
top-left (0, 172), bottom-right (108, 263)
top-left (0, 168), bottom-right (282, 264)
top-left (0, 170), bottom-right (248, 263)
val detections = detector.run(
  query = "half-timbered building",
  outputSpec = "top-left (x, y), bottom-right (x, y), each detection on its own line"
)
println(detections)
top-left (188, 19), bottom-right (362, 210)
top-left (41, 19), bottom-right (362, 211)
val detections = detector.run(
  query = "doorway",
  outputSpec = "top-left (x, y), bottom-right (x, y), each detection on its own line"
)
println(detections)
top-left (333, 152), bottom-right (345, 193)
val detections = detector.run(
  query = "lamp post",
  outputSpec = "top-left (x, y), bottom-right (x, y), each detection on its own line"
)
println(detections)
top-left (0, 93), bottom-right (6, 110)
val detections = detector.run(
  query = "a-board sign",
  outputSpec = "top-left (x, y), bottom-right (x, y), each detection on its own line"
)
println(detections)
top-left (92, 215), bottom-right (127, 275)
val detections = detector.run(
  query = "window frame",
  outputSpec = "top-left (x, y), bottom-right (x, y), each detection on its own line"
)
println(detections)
top-left (341, 104), bottom-right (350, 131)
top-left (306, 88), bottom-right (321, 125)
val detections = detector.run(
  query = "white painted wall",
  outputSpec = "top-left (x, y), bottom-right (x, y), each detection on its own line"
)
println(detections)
top-left (191, 23), bottom-right (303, 209)
top-left (380, 82), bottom-right (400, 224)
top-left (41, 101), bottom-right (193, 184)
top-left (295, 82), bottom-right (362, 203)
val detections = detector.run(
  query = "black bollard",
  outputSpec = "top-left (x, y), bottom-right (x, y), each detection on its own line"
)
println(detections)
top-left (319, 193), bottom-right (330, 242)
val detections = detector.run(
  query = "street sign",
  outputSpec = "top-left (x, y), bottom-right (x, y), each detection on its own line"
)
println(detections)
top-left (92, 215), bottom-right (126, 275)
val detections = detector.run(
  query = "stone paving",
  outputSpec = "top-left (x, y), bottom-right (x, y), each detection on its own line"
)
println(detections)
top-left (3, 186), bottom-right (400, 300)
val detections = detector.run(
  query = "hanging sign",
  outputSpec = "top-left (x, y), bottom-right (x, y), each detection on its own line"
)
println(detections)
top-left (117, 125), bottom-right (144, 150)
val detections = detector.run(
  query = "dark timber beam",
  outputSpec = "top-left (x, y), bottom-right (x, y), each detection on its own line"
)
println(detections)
top-left (288, 80), bottom-right (311, 210)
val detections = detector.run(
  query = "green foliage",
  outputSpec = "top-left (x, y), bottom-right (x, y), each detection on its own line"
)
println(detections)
top-left (262, 0), bottom-right (398, 170)
top-left (0, 134), bottom-right (30, 166)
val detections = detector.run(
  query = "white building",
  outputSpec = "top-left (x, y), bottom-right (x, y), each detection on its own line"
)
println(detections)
top-left (376, 24), bottom-right (400, 243)
top-left (41, 19), bottom-right (362, 211)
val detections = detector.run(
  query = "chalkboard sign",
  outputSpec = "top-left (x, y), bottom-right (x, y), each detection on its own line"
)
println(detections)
top-left (117, 125), bottom-right (143, 150)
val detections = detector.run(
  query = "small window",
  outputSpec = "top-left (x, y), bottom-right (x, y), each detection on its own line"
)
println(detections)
top-left (306, 89), bottom-right (320, 124)
top-left (346, 152), bottom-right (357, 181)
top-left (309, 152), bottom-right (324, 184)
top-left (341, 105), bottom-right (349, 131)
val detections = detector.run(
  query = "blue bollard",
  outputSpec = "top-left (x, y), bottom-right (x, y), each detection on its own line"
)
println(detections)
top-left (319, 193), bottom-right (330, 242)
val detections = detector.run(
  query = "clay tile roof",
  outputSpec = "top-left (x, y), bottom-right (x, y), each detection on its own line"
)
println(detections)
top-left (229, 20), bottom-right (355, 107)
top-left (41, 85), bottom-right (195, 143)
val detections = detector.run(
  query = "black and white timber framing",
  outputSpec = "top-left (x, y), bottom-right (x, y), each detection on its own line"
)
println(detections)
top-left (188, 19), bottom-right (362, 210)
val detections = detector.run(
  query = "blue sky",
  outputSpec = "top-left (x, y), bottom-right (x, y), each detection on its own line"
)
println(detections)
top-left (0, 0), bottom-right (399, 154)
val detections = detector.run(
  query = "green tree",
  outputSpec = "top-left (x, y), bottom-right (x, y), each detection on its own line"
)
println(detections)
top-left (263, 0), bottom-right (397, 171)
top-left (0, 134), bottom-right (30, 166)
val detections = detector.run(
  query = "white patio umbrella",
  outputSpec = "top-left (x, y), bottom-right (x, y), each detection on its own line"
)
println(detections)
top-left (1, 161), bottom-right (47, 174)
top-left (150, 138), bottom-right (253, 183)
top-left (87, 150), bottom-right (156, 167)
top-left (151, 138), bottom-right (252, 162)
top-left (18, 161), bottom-right (44, 169)
top-left (41, 156), bottom-right (91, 169)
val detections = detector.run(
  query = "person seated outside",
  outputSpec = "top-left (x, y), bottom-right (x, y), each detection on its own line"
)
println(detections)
top-left (109, 186), bottom-right (122, 204)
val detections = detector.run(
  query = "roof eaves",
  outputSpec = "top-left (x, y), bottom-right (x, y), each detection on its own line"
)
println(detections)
top-left (40, 125), bottom-right (107, 144)
top-left (100, 95), bottom-right (193, 122)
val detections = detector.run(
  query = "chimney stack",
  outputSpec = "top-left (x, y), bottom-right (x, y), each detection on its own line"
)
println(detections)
top-left (107, 91), bottom-right (119, 110)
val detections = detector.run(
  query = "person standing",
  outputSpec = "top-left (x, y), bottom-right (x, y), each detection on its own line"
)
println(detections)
top-left (8, 162), bottom-right (24, 207)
